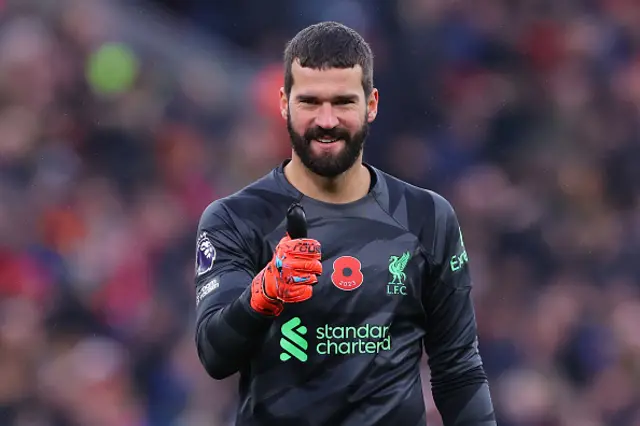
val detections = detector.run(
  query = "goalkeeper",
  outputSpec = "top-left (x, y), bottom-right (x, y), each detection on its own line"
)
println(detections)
top-left (194, 21), bottom-right (496, 426)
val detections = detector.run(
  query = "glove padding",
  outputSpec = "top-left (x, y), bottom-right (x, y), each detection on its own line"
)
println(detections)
top-left (250, 235), bottom-right (322, 316)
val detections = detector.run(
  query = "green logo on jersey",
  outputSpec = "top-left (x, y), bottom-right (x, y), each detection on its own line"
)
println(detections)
top-left (387, 251), bottom-right (411, 295)
top-left (280, 317), bottom-right (308, 362)
top-left (279, 317), bottom-right (391, 362)
top-left (450, 227), bottom-right (469, 272)
top-left (316, 324), bottom-right (391, 355)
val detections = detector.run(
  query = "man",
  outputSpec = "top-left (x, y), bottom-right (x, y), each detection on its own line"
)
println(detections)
top-left (194, 21), bottom-right (496, 426)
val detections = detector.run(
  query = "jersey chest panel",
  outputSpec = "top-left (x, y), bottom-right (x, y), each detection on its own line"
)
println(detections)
top-left (265, 219), bottom-right (428, 322)
top-left (252, 215), bottom-right (429, 380)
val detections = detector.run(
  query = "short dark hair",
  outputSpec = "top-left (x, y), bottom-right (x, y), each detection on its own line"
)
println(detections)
top-left (283, 22), bottom-right (374, 97)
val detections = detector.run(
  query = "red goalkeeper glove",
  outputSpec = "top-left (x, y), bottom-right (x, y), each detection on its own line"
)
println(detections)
top-left (250, 235), bottom-right (322, 316)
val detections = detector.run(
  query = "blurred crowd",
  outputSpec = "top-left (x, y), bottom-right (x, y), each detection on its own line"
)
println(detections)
top-left (0, 0), bottom-right (639, 425)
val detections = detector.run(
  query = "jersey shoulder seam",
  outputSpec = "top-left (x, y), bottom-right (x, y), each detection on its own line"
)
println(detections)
top-left (371, 180), bottom-right (433, 264)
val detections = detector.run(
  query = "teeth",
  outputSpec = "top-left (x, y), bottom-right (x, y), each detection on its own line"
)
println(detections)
top-left (318, 138), bottom-right (338, 143)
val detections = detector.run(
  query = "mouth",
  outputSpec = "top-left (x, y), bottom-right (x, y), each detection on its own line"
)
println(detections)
top-left (313, 138), bottom-right (342, 144)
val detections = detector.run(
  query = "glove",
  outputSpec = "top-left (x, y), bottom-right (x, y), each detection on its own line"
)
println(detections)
top-left (250, 235), bottom-right (322, 316)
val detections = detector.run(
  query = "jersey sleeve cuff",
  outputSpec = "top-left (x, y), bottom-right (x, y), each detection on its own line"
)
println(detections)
top-left (224, 287), bottom-right (278, 337)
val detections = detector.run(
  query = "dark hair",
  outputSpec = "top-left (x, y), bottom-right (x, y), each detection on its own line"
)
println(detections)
top-left (283, 22), bottom-right (374, 97)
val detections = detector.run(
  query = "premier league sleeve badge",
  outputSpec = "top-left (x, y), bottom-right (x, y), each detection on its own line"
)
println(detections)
top-left (196, 232), bottom-right (216, 277)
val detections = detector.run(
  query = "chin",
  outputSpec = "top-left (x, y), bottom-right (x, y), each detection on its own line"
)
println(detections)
top-left (303, 152), bottom-right (360, 178)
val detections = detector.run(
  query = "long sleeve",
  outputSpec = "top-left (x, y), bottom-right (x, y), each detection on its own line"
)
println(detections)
top-left (194, 202), bottom-right (275, 380)
top-left (422, 196), bottom-right (497, 426)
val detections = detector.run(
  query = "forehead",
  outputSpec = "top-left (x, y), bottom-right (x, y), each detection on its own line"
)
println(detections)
top-left (290, 61), bottom-right (364, 97)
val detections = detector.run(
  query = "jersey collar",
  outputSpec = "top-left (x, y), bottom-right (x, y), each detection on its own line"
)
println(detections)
top-left (273, 159), bottom-right (387, 205)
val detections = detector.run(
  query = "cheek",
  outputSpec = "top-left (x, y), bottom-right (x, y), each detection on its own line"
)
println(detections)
top-left (341, 112), bottom-right (366, 132)
top-left (289, 111), bottom-right (314, 132)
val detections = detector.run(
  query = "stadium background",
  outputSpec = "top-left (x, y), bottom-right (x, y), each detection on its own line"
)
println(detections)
top-left (1, 0), bottom-right (639, 424)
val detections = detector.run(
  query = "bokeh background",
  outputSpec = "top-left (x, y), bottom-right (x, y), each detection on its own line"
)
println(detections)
top-left (1, 0), bottom-right (640, 425)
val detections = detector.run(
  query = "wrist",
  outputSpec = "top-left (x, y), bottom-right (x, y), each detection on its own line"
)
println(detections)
top-left (261, 274), bottom-right (279, 301)
top-left (250, 271), bottom-right (283, 316)
top-left (250, 293), bottom-right (283, 316)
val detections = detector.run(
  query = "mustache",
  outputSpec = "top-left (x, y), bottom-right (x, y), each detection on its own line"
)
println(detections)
top-left (304, 126), bottom-right (351, 142)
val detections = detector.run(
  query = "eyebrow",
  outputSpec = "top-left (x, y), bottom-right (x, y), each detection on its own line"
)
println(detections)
top-left (295, 94), bottom-right (359, 103)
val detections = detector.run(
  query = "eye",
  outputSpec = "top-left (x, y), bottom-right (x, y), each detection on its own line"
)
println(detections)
top-left (297, 97), bottom-right (319, 105)
top-left (334, 99), bottom-right (354, 105)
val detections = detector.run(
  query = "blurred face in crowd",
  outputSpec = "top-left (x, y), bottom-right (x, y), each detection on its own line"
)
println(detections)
top-left (281, 61), bottom-right (378, 178)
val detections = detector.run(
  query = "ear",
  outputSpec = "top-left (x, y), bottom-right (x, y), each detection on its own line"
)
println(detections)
top-left (279, 87), bottom-right (288, 121)
top-left (366, 88), bottom-right (379, 123)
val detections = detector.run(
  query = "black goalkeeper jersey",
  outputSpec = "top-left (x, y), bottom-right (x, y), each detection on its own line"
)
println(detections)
top-left (194, 161), bottom-right (496, 426)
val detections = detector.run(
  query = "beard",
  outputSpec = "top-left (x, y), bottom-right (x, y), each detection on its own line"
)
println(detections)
top-left (287, 112), bottom-right (369, 178)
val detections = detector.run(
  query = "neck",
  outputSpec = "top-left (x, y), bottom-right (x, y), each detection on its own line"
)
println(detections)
top-left (284, 155), bottom-right (371, 204)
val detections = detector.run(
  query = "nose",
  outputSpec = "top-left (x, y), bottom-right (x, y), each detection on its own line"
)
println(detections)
top-left (314, 102), bottom-right (339, 129)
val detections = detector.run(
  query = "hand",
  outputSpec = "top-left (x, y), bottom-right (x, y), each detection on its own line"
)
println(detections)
top-left (250, 235), bottom-right (322, 316)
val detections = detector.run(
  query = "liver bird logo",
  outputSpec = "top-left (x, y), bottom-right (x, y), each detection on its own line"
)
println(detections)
top-left (388, 251), bottom-right (411, 285)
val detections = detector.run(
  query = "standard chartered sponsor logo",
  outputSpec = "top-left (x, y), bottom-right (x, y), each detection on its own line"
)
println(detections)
top-left (316, 324), bottom-right (391, 355)
top-left (280, 317), bottom-right (308, 362)
top-left (279, 317), bottom-right (391, 362)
